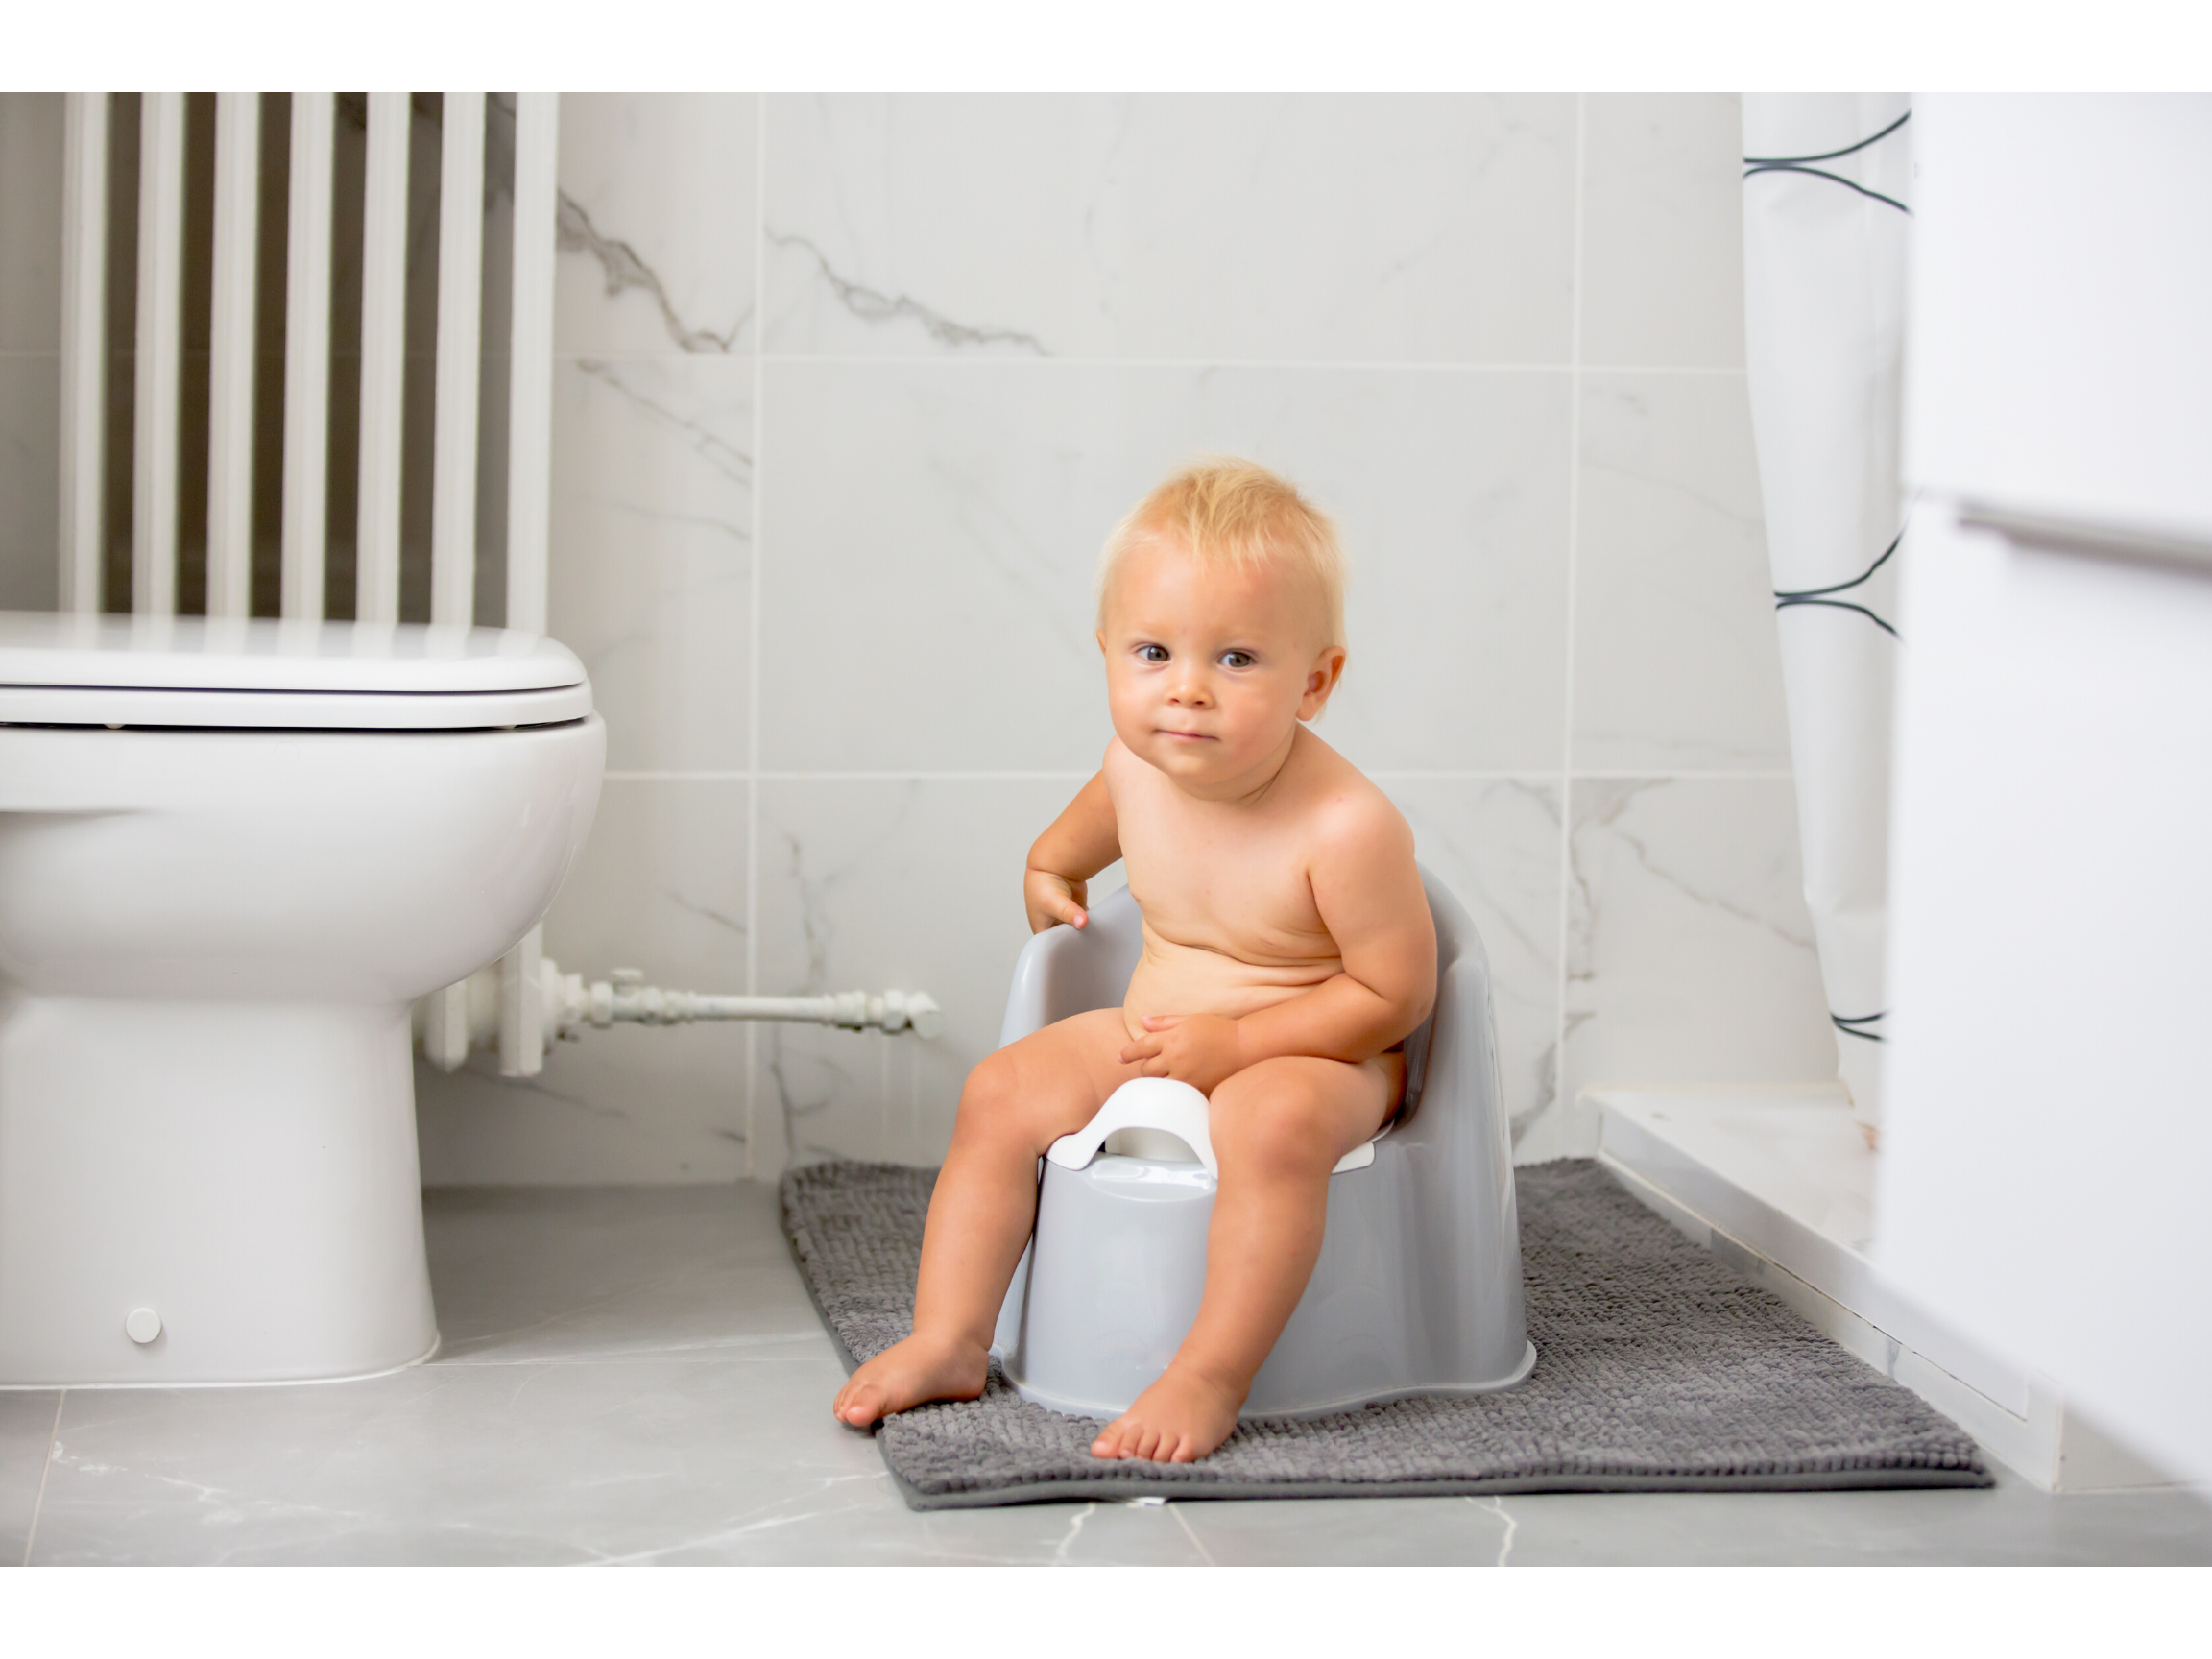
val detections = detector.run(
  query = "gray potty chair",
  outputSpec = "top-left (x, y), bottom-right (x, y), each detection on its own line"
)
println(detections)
top-left (990, 868), bottom-right (1534, 1420)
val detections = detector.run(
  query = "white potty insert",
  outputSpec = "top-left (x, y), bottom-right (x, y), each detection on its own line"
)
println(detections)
top-left (1045, 1076), bottom-right (1376, 1179)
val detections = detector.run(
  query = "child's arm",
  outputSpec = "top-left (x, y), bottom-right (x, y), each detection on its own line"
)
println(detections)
top-left (1024, 770), bottom-right (1121, 933)
top-left (1121, 802), bottom-right (1435, 1089)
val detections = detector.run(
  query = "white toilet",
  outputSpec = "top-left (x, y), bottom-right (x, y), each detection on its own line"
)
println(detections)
top-left (0, 611), bottom-right (604, 1387)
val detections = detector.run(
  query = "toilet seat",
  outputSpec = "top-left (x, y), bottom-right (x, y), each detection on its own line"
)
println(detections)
top-left (0, 613), bottom-right (589, 730)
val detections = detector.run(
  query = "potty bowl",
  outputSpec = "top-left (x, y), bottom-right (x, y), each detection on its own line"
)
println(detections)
top-left (990, 869), bottom-right (1534, 1421)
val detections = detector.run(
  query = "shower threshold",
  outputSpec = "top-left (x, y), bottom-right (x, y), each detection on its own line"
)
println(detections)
top-left (1591, 1088), bottom-right (2182, 1495)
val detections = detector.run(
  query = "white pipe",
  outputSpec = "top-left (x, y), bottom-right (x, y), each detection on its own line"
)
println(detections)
top-left (132, 92), bottom-right (187, 619)
top-left (354, 92), bottom-right (409, 625)
top-left (505, 92), bottom-right (558, 637)
top-left (430, 91), bottom-right (485, 627)
top-left (550, 968), bottom-right (945, 1041)
top-left (417, 959), bottom-right (944, 1074)
top-left (492, 98), bottom-right (563, 1081)
top-left (205, 92), bottom-right (261, 620)
top-left (422, 981), bottom-right (470, 1071)
top-left (59, 93), bottom-right (108, 617)
top-left (280, 92), bottom-right (335, 622)
top-left (497, 923), bottom-right (545, 1078)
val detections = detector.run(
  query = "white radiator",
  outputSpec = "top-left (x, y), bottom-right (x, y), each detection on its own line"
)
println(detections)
top-left (60, 91), bottom-right (558, 626)
top-left (57, 91), bottom-right (565, 1076)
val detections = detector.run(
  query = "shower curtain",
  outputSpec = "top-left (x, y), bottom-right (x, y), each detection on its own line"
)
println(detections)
top-left (1740, 93), bottom-right (1911, 1137)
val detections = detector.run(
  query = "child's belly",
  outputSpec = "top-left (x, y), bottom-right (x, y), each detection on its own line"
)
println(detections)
top-left (1121, 926), bottom-right (1341, 1040)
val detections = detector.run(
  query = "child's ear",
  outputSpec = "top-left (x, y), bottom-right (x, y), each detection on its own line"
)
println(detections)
top-left (1095, 630), bottom-right (1107, 656)
top-left (1298, 646), bottom-right (1349, 721)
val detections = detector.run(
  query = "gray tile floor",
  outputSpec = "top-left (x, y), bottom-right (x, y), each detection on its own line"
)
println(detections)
top-left (5, 1183), bottom-right (2210, 1565)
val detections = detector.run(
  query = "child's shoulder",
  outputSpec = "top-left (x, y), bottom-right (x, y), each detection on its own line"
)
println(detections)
top-left (1289, 731), bottom-right (1414, 853)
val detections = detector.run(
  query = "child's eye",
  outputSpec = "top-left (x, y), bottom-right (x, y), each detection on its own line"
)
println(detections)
top-left (1219, 650), bottom-right (1255, 669)
top-left (1136, 644), bottom-right (1169, 663)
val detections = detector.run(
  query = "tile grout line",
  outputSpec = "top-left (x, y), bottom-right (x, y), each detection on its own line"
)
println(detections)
top-left (1550, 92), bottom-right (1589, 1165)
top-left (21, 1390), bottom-right (62, 1567)
top-left (1170, 1502), bottom-right (1217, 1566)
top-left (744, 93), bottom-right (767, 1179)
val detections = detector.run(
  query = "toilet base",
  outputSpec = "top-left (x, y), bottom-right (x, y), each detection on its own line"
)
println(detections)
top-left (0, 995), bottom-right (440, 1385)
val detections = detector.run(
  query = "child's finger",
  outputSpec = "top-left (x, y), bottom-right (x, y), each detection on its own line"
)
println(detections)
top-left (1140, 1015), bottom-right (1183, 1031)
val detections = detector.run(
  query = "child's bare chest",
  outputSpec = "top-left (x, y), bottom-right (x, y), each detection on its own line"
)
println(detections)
top-left (1111, 771), bottom-right (1335, 966)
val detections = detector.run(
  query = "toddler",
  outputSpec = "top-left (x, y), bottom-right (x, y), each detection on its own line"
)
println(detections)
top-left (834, 458), bottom-right (1435, 1462)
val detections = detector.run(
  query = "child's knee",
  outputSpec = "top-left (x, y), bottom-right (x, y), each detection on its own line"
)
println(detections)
top-left (952, 1051), bottom-right (1026, 1141)
top-left (1211, 1069), bottom-right (1340, 1176)
top-left (953, 1048), bottom-right (1076, 1154)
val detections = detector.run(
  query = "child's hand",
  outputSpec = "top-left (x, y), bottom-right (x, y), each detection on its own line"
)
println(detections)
top-left (1120, 1014), bottom-right (1245, 1094)
top-left (1024, 869), bottom-right (1090, 934)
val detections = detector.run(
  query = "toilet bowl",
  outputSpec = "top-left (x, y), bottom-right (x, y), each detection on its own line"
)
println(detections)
top-left (0, 612), bottom-right (604, 1386)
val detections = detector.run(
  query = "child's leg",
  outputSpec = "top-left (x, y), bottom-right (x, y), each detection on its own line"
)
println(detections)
top-left (1089, 1052), bottom-right (1404, 1463)
top-left (833, 1007), bottom-right (1141, 1428)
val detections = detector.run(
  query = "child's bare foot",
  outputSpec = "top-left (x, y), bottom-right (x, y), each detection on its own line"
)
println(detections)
top-left (1089, 1362), bottom-right (1243, 1462)
top-left (833, 1332), bottom-right (989, 1428)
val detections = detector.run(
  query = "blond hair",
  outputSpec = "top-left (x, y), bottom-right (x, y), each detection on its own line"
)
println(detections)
top-left (1096, 457), bottom-right (1346, 648)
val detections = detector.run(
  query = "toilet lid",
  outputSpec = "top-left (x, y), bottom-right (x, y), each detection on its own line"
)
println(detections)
top-left (0, 613), bottom-right (592, 730)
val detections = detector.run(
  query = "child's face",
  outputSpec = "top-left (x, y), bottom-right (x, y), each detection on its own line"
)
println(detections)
top-left (1096, 536), bottom-right (1346, 795)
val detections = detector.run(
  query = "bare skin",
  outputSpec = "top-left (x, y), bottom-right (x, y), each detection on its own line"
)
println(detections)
top-left (832, 533), bottom-right (1435, 1461)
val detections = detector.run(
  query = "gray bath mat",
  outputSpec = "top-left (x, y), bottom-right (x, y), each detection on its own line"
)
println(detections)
top-left (780, 1158), bottom-right (1991, 1509)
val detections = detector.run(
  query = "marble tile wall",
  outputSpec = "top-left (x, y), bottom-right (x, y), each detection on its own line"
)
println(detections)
top-left (422, 89), bottom-right (1838, 1180)
top-left (0, 90), bottom-right (1835, 1180)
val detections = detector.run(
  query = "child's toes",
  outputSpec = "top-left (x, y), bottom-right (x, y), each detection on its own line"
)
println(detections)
top-left (836, 1381), bottom-right (882, 1426)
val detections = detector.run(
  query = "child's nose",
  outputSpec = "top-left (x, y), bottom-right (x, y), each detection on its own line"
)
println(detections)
top-left (1166, 667), bottom-right (1212, 705)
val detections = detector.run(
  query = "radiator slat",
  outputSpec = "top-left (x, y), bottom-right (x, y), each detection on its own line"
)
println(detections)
top-left (354, 92), bottom-right (410, 626)
top-left (59, 94), bottom-right (108, 616)
top-left (280, 93), bottom-right (336, 623)
top-left (430, 92), bottom-right (486, 627)
top-left (132, 92), bottom-right (187, 619)
top-left (496, 95), bottom-right (563, 1078)
top-left (505, 93), bottom-right (559, 638)
top-left (205, 93), bottom-right (261, 619)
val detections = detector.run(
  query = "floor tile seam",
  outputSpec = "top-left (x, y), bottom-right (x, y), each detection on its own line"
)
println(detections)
top-left (1168, 1502), bottom-right (1218, 1566)
top-left (20, 1392), bottom-right (62, 1568)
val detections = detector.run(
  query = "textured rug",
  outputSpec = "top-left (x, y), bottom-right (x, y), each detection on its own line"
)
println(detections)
top-left (780, 1157), bottom-right (1991, 1509)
